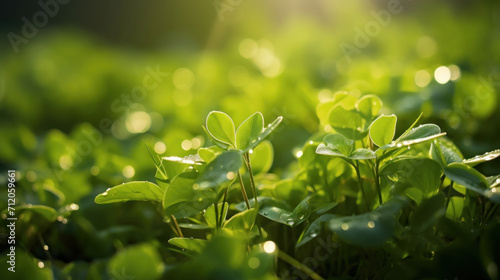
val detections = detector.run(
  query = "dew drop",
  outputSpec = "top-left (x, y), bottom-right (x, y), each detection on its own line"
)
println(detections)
top-left (407, 146), bottom-right (411, 150)
top-left (38, 261), bottom-right (44, 268)
top-left (368, 221), bottom-right (375, 228)
top-left (310, 231), bottom-right (318, 238)
top-left (43, 245), bottom-right (49, 251)
top-left (309, 141), bottom-right (314, 145)
top-left (396, 143), bottom-right (403, 148)
top-left (341, 223), bottom-right (349, 231)
top-left (299, 215), bottom-right (305, 220)
top-left (101, 192), bottom-right (108, 196)
top-left (263, 212), bottom-right (269, 216)
top-left (106, 188), bottom-right (111, 191)
top-left (249, 149), bottom-right (254, 154)
top-left (286, 219), bottom-right (294, 226)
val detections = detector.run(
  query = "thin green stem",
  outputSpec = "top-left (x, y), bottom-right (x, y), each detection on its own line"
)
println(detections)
top-left (171, 215), bottom-right (184, 238)
top-left (244, 152), bottom-right (258, 209)
top-left (219, 187), bottom-right (229, 227)
top-left (238, 171), bottom-right (251, 210)
top-left (353, 162), bottom-right (370, 211)
top-left (243, 152), bottom-right (263, 237)
top-left (214, 202), bottom-right (220, 228)
top-left (374, 159), bottom-right (383, 205)
top-left (278, 250), bottom-right (326, 280)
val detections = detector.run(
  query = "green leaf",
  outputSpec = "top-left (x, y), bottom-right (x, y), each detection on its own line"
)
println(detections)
top-left (291, 195), bottom-right (335, 226)
top-left (242, 116), bottom-right (283, 153)
top-left (369, 115), bottom-right (397, 147)
top-left (224, 208), bottom-right (258, 232)
top-left (235, 197), bottom-right (294, 226)
top-left (350, 148), bottom-right (377, 160)
top-left (381, 124), bottom-right (446, 150)
top-left (236, 112), bottom-right (264, 150)
top-left (356, 95), bottom-right (382, 119)
top-left (95, 181), bottom-right (164, 204)
top-left (446, 196), bottom-right (464, 220)
top-left (108, 243), bottom-right (164, 280)
top-left (296, 214), bottom-right (335, 248)
top-left (204, 202), bottom-right (229, 228)
top-left (399, 123), bottom-right (441, 142)
top-left (380, 158), bottom-right (442, 200)
top-left (316, 92), bottom-right (357, 126)
top-left (463, 149), bottom-right (500, 167)
top-left (410, 193), bottom-right (446, 233)
top-left (430, 139), bottom-right (463, 168)
top-left (161, 154), bottom-right (202, 180)
top-left (197, 146), bottom-right (223, 163)
top-left (248, 140), bottom-right (274, 175)
top-left (163, 171), bottom-right (216, 218)
top-left (206, 111), bottom-right (236, 147)
top-left (203, 125), bottom-right (230, 150)
top-left (327, 197), bottom-right (407, 246)
top-left (323, 134), bottom-right (353, 157)
top-left (168, 238), bottom-right (208, 254)
top-left (316, 135), bottom-right (375, 161)
top-left (197, 151), bottom-right (242, 191)
top-left (331, 91), bottom-right (358, 110)
top-left (329, 105), bottom-right (365, 139)
top-left (444, 163), bottom-right (500, 203)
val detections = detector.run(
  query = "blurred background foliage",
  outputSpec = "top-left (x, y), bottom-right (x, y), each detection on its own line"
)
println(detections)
top-left (0, 0), bottom-right (499, 279)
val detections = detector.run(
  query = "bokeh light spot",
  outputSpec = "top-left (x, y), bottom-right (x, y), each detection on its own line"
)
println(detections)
top-left (173, 68), bottom-right (195, 90)
top-left (122, 165), bottom-right (135, 178)
top-left (415, 70), bottom-right (431, 88)
top-left (154, 141), bottom-right (167, 154)
top-left (434, 66), bottom-right (451, 84)
top-left (125, 111), bottom-right (151, 133)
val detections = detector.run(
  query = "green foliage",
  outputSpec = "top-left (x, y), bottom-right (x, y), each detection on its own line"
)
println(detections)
top-left (87, 100), bottom-right (500, 279)
top-left (108, 243), bottom-right (164, 280)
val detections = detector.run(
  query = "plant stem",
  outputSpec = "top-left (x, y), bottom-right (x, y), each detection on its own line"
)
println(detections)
top-left (353, 162), bottom-right (370, 211)
top-left (238, 171), bottom-right (251, 209)
top-left (219, 187), bottom-right (228, 227)
top-left (171, 215), bottom-right (184, 238)
top-left (214, 202), bottom-right (220, 228)
top-left (243, 152), bottom-right (263, 237)
top-left (278, 250), bottom-right (326, 280)
top-left (374, 159), bottom-right (383, 205)
top-left (244, 152), bottom-right (259, 209)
